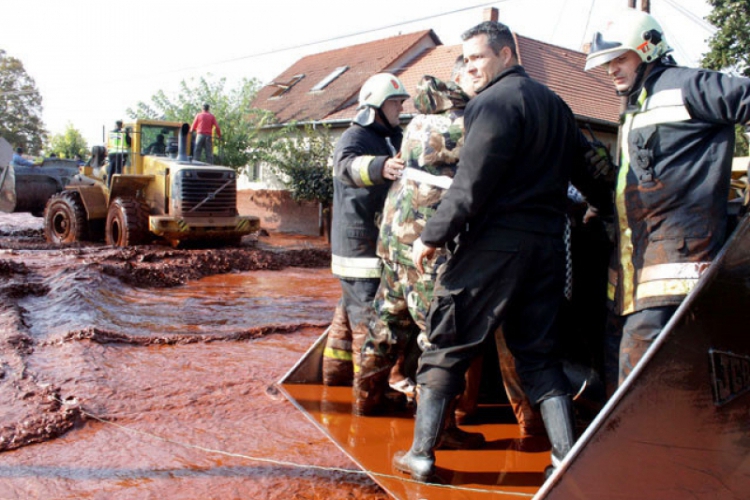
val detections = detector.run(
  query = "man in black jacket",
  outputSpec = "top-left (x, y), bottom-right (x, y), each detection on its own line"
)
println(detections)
top-left (393, 21), bottom-right (612, 482)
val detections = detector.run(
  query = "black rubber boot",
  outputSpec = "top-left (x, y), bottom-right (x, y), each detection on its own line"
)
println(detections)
top-left (438, 397), bottom-right (485, 450)
top-left (540, 395), bottom-right (576, 479)
top-left (392, 387), bottom-right (451, 482)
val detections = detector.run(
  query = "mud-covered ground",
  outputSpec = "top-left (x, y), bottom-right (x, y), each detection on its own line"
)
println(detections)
top-left (0, 213), bottom-right (388, 499)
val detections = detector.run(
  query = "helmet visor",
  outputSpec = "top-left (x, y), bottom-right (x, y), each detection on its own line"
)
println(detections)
top-left (585, 31), bottom-right (630, 71)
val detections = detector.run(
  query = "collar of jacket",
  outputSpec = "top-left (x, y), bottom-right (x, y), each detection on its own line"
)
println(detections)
top-left (623, 60), bottom-right (680, 111)
top-left (477, 64), bottom-right (526, 94)
top-left (355, 120), bottom-right (402, 139)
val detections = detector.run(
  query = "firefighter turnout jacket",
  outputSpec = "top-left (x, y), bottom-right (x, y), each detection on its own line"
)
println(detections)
top-left (611, 62), bottom-right (750, 315)
top-left (331, 120), bottom-right (403, 279)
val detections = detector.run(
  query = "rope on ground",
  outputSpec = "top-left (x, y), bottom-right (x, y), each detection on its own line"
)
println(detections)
top-left (56, 396), bottom-right (535, 498)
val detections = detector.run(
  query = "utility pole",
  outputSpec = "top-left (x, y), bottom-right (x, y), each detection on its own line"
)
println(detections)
top-left (628, 0), bottom-right (650, 12)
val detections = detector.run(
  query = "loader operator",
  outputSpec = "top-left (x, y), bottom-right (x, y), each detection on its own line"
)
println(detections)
top-left (584, 8), bottom-right (750, 394)
top-left (321, 73), bottom-right (407, 398)
top-left (107, 120), bottom-right (131, 187)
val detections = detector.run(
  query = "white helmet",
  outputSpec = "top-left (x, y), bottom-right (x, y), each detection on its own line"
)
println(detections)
top-left (357, 73), bottom-right (410, 109)
top-left (585, 9), bottom-right (672, 71)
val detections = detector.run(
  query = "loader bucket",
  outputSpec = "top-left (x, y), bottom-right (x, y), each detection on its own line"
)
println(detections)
top-left (536, 213), bottom-right (750, 500)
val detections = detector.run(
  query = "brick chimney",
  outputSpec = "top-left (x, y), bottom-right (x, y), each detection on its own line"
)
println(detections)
top-left (483, 7), bottom-right (499, 22)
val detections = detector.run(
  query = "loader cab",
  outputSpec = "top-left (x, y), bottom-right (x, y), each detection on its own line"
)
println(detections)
top-left (127, 119), bottom-right (187, 175)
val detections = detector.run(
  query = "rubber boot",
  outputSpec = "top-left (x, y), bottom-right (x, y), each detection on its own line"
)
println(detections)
top-left (393, 387), bottom-right (451, 482)
top-left (454, 356), bottom-right (482, 425)
top-left (352, 348), bottom-right (390, 416)
top-left (438, 397), bottom-right (485, 450)
top-left (496, 327), bottom-right (545, 437)
top-left (322, 302), bottom-right (353, 386)
top-left (540, 395), bottom-right (576, 479)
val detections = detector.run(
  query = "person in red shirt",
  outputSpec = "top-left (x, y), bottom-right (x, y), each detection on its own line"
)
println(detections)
top-left (190, 103), bottom-right (222, 164)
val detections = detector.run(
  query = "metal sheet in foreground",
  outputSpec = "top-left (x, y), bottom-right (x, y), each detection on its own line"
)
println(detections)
top-left (539, 215), bottom-right (750, 500)
top-left (279, 333), bottom-right (548, 499)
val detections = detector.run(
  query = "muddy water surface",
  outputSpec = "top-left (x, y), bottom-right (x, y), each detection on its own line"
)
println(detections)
top-left (0, 213), bottom-right (388, 499)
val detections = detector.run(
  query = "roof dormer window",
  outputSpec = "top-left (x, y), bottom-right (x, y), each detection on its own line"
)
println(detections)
top-left (310, 66), bottom-right (349, 92)
top-left (269, 74), bottom-right (305, 98)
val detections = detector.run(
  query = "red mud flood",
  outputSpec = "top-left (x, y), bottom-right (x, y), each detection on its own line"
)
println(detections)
top-left (0, 213), bottom-right (388, 499)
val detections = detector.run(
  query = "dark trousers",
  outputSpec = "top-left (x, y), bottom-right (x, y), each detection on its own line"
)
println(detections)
top-left (107, 153), bottom-right (126, 186)
top-left (340, 278), bottom-right (380, 334)
top-left (417, 229), bottom-right (572, 404)
top-left (194, 134), bottom-right (213, 164)
top-left (604, 305), bottom-right (678, 395)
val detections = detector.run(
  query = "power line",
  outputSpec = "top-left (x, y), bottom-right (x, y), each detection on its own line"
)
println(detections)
top-left (661, 0), bottom-right (716, 34)
top-left (156, 1), bottom-right (508, 74)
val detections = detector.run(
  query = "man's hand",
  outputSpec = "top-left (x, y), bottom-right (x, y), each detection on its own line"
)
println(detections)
top-left (382, 153), bottom-right (405, 181)
top-left (412, 237), bottom-right (436, 273)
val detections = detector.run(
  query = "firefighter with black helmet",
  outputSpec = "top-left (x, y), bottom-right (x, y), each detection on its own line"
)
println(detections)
top-left (322, 73), bottom-right (409, 403)
top-left (585, 8), bottom-right (750, 394)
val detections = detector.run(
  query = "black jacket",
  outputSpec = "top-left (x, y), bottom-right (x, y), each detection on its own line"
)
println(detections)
top-left (610, 63), bottom-right (750, 314)
top-left (331, 121), bottom-right (403, 279)
top-left (421, 65), bottom-right (609, 248)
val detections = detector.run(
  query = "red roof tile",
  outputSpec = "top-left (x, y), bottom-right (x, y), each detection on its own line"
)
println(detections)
top-left (252, 29), bottom-right (620, 128)
top-left (516, 35), bottom-right (619, 125)
top-left (251, 30), bottom-right (440, 124)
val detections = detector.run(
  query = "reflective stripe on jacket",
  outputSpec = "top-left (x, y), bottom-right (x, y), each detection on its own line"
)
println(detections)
top-left (107, 130), bottom-right (128, 154)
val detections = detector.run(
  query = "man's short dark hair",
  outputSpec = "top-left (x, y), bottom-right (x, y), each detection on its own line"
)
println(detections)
top-left (461, 21), bottom-right (517, 59)
top-left (15, 147), bottom-right (23, 154)
top-left (203, 103), bottom-right (210, 111)
top-left (116, 120), bottom-right (123, 127)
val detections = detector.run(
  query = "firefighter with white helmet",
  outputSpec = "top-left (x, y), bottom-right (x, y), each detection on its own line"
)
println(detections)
top-left (322, 73), bottom-right (409, 400)
top-left (585, 8), bottom-right (750, 394)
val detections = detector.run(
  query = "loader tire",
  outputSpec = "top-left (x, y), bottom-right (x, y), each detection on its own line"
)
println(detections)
top-left (105, 197), bottom-right (149, 247)
top-left (44, 191), bottom-right (88, 244)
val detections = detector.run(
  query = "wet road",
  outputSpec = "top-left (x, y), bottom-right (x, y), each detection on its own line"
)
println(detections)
top-left (0, 213), bottom-right (388, 499)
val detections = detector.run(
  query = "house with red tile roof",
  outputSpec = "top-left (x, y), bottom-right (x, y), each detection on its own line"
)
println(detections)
top-left (240, 9), bottom-right (620, 235)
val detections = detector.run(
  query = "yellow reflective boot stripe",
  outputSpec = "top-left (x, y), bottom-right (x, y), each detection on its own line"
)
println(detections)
top-left (323, 347), bottom-right (353, 361)
top-left (352, 156), bottom-right (375, 186)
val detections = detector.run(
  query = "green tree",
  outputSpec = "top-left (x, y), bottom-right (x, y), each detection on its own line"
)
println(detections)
top-left (702, 0), bottom-right (750, 155)
top-left (126, 75), bottom-right (276, 170)
top-left (48, 123), bottom-right (88, 159)
top-left (265, 123), bottom-right (334, 237)
top-left (702, 0), bottom-right (750, 77)
top-left (0, 49), bottom-right (47, 154)
top-left (266, 123), bottom-right (334, 204)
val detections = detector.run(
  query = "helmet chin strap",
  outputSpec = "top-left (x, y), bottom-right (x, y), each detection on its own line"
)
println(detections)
top-left (617, 62), bottom-right (649, 97)
top-left (376, 106), bottom-right (398, 130)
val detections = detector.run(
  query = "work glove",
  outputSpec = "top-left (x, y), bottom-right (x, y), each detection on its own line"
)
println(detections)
top-left (584, 145), bottom-right (616, 183)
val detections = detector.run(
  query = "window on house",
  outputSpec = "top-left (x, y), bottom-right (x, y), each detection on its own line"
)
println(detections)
top-left (269, 74), bottom-right (305, 98)
top-left (310, 66), bottom-right (349, 92)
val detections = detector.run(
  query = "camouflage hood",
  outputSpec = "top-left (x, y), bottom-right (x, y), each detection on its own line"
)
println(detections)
top-left (413, 76), bottom-right (470, 115)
